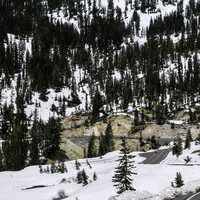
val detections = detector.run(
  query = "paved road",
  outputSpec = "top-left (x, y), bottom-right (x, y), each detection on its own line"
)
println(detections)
top-left (169, 192), bottom-right (200, 200)
top-left (139, 149), bottom-right (200, 200)
top-left (139, 148), bottom-right (171, 164)
top-left (184, 192), bottom-right (200, 200)
top-left (167, 193), bottom-right (193, 200)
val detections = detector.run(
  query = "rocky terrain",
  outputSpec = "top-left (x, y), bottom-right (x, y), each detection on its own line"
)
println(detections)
top-left (60, 109), bottom-right (200, 159)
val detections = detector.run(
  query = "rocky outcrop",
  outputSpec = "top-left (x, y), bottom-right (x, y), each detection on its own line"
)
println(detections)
top-left (62, 113), bottom-right (135, 138)
top-left (141, 123), bottom-right (200, 140)
top-left (60, 112), bottom-right (200, 160)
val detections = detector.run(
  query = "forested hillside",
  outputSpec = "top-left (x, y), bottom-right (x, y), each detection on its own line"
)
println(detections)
top-left (0, 0), bottom-right (200, 170)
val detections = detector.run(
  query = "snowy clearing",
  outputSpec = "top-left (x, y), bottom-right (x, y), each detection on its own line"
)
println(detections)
top-left (1, 142), bottom-right (200, 200)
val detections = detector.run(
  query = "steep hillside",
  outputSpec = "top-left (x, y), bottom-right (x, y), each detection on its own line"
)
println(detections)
top-left (0, 0), bottom-right (199, 121)
top-left (1, 0), bottom-right (200, 170)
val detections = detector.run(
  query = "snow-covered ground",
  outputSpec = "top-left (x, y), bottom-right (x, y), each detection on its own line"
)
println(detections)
top-left (1, 142), bottom-right (200, 200)
top-left (162, 142), bottom-right (200, 165)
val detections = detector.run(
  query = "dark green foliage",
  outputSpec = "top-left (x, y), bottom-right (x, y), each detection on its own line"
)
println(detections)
top-left (172, 137), bottom-right (183, 158)
top-left (87, 134), bottom-right (97, 158)
top-left (2, 96), bottom-right (28, 170)
top-left (112, 138), bottom-right (136, 194)
top-left (29, 110), bottom-right (40, 165)
top-left (82, 169), bottom-right (89, 186)
top-left (184, 155), bottom-right (192, 164)
top-left (58, 162), bottom-right (65, 173)
top-left (0, 0), bottom-right (199, 117)
top-left (175, 172), bottom-right (184, 188)
top-left (93, 172), bottom-right (97, 181)
top-left (86, 160), bottom-right (92, 169)
top-left (184, 130), bottom-right (192, 149)
top-left (104, 122), bottom-right (115, 153)
top-left (0, 0), bottom-right (200, 172)
top-left (155, 103), bottom-right (166, 125)
top-left (98, 133), bottom-right (106, 156)
top-left (98, 122), bottom-right (115, 156)
top-left (44, 117), bottom-right (62, 159)
top-left (150, 135), bottom-right (160, 149)
top-left (75, 160), bottom-right (81, 170)
top-left (39, 165), bottom-right (43, 173)
top-left (92, 90), bottom-right (103, 121)
top-left (0, 148), bottom-right (4, 171)
top-left (77, 171), bottom-right (83, 184)
top-left (196, 133), bottom-right (200, 144)
top-left (39, 90), bottom-right (49, 102)
top-left (50, 163), bottom-right (56, 174)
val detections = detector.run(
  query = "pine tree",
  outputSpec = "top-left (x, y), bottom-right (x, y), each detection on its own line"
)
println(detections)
top-left (196, 133), bottom-right (200, 144)
top-left (92, 90), bottom-right (103, 121)
top-left (44, 117), bottom-right (61, 159)
top-left (77, 171), bottom-right (83, 184)
top-left (82, 169), bottom-right (89, 186)
top-left (87, 134), bottom-right (97, 158)
top-left (172, 137), bottom-right (183, 158)
top-left (184, 129), bottom-right (192, 149)
top-left (29, 110), bottom-right (40, 165)
top-left (112, 138), bottom-right (136, 194)
top-left (0, 148), bottom-right (4, 171)
top-left (175, 172), bottom-right (184, 188)
top-left (75, 160), bottom-right (81, 170)
top-left (98, 133), bottom-right (106, 156)
top-left (93, 172), bottom-right (97, 181)
top-left (104, 122), bottom-right (115, 153)
top-left (59, 162), bottom-right (65, 173)
top-left (50, 163), bottom-right (56, 174)
top-left (141, 0), bottom-right (146, 13)
top-left (150, 135), bottom-right (160, 149)
top-left (2, 109), bottom-right (28, 171)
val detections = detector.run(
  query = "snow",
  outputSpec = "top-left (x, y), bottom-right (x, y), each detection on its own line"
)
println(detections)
top-left (137, 73), bottom-right (145, 79)
top-left (1, 142), bottom-right (200, 200)
top-left (0, 64), bottom-right (90, 122)
top-left (162, 142), bottom-right (200, 165)
top-left (168, 120), bottom-right (184, 125)
top-left (2, 0), bottom-right (193, 122)
top-left (108, 190), bottom-right (156, 200)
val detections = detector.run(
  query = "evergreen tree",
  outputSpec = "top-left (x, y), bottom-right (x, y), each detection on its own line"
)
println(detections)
top-left (82, 169), bottom-right (89, 186)
top-left (44, 117), bottom-right (62, 159)
top-left (0, 148), bottom-right (4, 171)
top-left (87, 134), bottom-right (97, 158)
top-left (75, 160), bottom-right (81, 170)
top-left (112, 138), bottom-right (136, 194)
top-left (98, 133), bottom-right (106, 156)
top-left (104, 122), bottom-right (115, 153)
top-left (184, 129), bottom-right (192, 149)
top-left (196, 133), bottom-right (200, 144)
top-left (174, 172), bottom-right (184, 188)
top-left (150, 135), bottom-right (160, 149)
top-left (155, 103), bottom-right (165, 125)
top-left (93, 172), bottom-right (97, 181)
top-left (92, 90), bottom-right (103, 121)
top-left (172, 137), bottom-right (183, 158)
top-left (77, 171), bottom-right (83, 184)
top-left (29, 110), bottom-right (40, 165)
top-left (2, 95), bottom-right (28, 171)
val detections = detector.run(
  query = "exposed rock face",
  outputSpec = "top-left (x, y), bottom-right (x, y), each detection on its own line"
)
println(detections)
top-left (175, 111), bottom-right (190, 121)
top-left (62, 113), bottom-right (134, 138)
top-left (141, 123), bottom-right (200, 140)
top-left (60, 138), bottom-right (84, 160)
top-left (60, 113), bottom-right (200, 160)
top-left (61, 113), bottom-right (136, 159)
